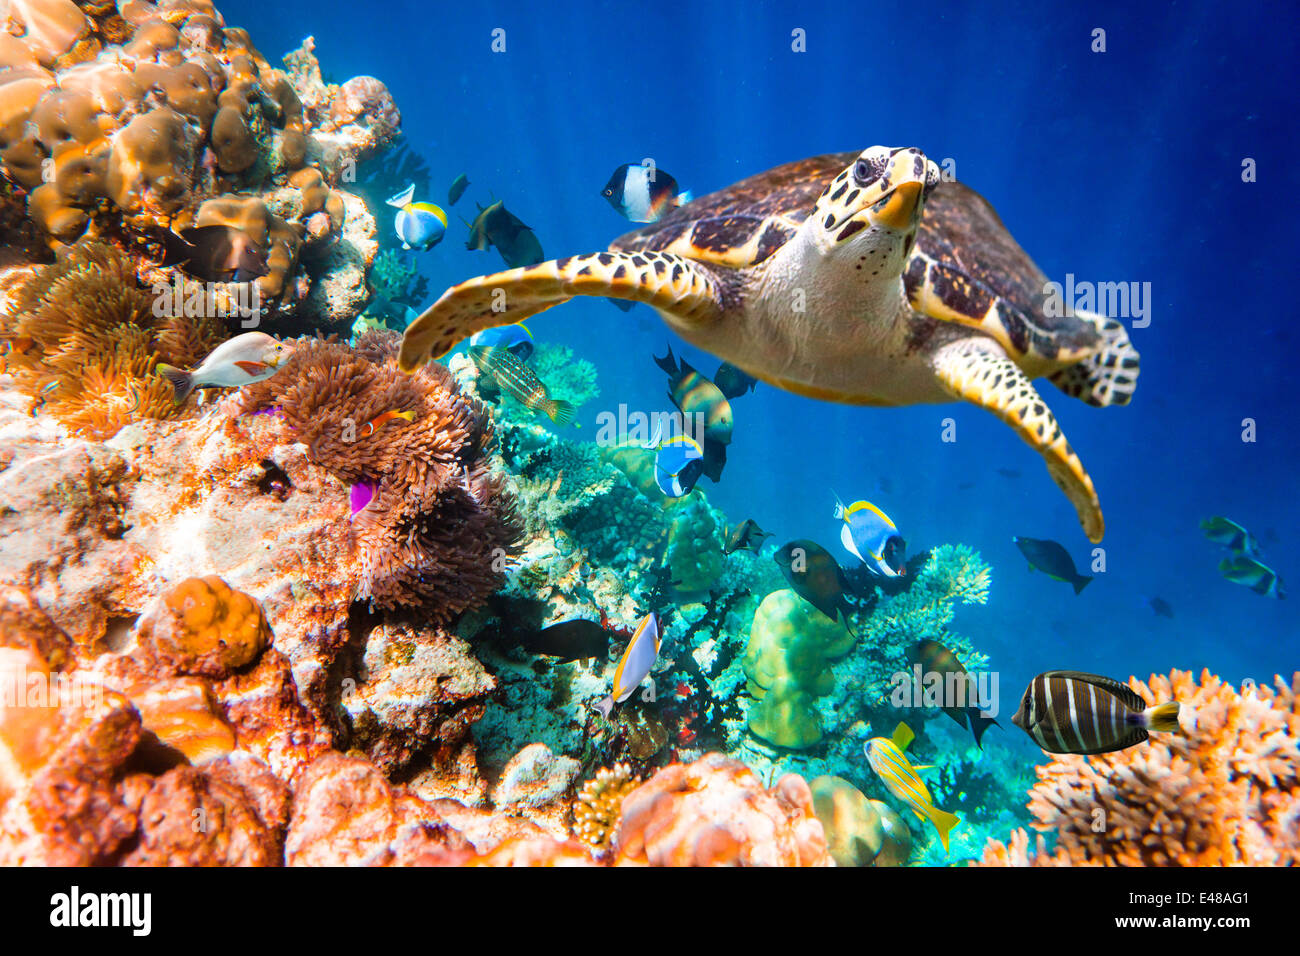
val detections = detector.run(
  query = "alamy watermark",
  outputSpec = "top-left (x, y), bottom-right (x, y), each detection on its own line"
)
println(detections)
top-left (594, 404), bottom-right (705, 448)
top-left (889, 663), bottom-right (999, 718)
top-left (1042, 273), bottom-right (1151, 328)
top-left (152, 277), bottom-right (264, 328)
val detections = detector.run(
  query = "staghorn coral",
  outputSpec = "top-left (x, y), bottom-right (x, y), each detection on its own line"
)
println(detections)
top-left (0, 239), bottom-right (225, 437)
top-left (573, 762), bottom-right (639, 850)
top-left (613, 753), bottom-right (831, 866)
top-left (238, 336), bottom-right (522, 615)
top-left (980, 669), bottom-right (1300, 867)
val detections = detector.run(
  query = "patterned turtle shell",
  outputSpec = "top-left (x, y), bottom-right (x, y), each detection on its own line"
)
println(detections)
top-left (612, 152), bottom-right (1102, 363)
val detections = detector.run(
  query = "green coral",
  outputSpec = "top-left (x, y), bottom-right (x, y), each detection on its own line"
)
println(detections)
top-left (529, 343), bottom-right (600, 410)
top-left (664, 494), bottom-right (726, 594)
top-left (742, 588), bottom-right (854, 748)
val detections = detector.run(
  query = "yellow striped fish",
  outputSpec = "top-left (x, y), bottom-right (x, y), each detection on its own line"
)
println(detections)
top-left (470, 345), bottom-right (574, 424)
top-left (864, 721), bottom-right (960, 852)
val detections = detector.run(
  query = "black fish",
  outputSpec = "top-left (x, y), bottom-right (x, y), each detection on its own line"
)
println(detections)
top-left (601, 162), bottom-right (689, 223)
top-left (465, 200), bottom-right (544, 268)
top-left (714, 362), bottom-right (757, 399)
top-left (1147, 596), bottom-right (1174, 619)
top-left (448, 173), bottom-right (470, 206)
top-left (996, 468), bottom-right (1021, 479)
top-left (158, 225), bottom-right (268, 283)
top-left (517, 619), bottom-right (609, 662)
top-left (725, 519), bottom-right (771, 555)
top-left (906, 639), bottom-right (1000, 748)
top-left (1012, 670), bottom-right (1180, 755)
top-left (774, 539), bottom-right (868, 625)
top-left (1013, 536), bottom-right (1092, 594)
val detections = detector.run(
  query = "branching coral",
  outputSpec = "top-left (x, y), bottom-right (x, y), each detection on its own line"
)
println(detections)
top-left (980, 669), bottom-right (1300, 866)
top-left (529, 343), bottom-right (600, 411)
top-left (573, 763), bottom-right (639, 850)
top-left (238, 334), bottom-right (523, 616)
top-left (0, 239), bottom-right (226, 437)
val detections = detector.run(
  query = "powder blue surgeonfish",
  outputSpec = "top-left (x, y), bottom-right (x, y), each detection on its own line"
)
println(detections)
top-left (469, 322), bottom-right (534, 361)
top-left (653, 434), bottom-right (705, 498)
top-left (593, 612), bottom-right (661, 719)
top-left (387, 183), bottom-right (447, 251)
top-left (834, 494), bottom-right (906, 578)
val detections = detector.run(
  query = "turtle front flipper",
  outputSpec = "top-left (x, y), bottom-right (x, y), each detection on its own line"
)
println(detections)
top-left (398, 252), bottom-right (728, 372)
top-left (932, 338), bottom-right (1104, 542)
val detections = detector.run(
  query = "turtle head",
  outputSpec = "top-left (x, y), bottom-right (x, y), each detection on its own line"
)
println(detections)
top-left (810, 146), bottom-right (940, 267)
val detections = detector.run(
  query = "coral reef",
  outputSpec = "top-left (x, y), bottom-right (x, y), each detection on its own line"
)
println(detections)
top-left (981, 670), bottom-right (1300, 867)
top-left (0, 4), bottom-right (399, 338)
top-left (612, 753), bottom-right (830, 866)
top-left (0, 239), bottom-right (225, 437)
top-left (809, 774), bottom-right (883, 866)
top-left (743, 588), bottom-right (854, 749)
top-left (239, 335), bottom-right (523, 615)
top-left (573, 762), bottom-right (639, 850)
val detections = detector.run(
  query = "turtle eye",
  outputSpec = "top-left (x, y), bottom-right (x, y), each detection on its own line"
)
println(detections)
top-left (853, 160), bottom-right (872, 184)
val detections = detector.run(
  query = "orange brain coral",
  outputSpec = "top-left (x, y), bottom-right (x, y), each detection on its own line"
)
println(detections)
top-left (138, 575), bottom-right (269, 679)
top-left (613, 753), bottom-right (831, 867)
top-left (981, 669), bottom-right (1300, 866)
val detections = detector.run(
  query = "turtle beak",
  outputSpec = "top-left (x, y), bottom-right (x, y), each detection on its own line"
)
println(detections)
top-left (867, 181), bottom-right (925, 231)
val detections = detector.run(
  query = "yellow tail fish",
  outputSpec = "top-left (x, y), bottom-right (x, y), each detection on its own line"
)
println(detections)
top-left (864, 721), bottom-right (960, 853)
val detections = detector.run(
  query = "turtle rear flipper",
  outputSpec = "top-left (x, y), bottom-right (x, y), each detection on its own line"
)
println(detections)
top-left (1048, 309), bottom-right (1140, 408)
top-left (398, 252), bottom-right (727, 372)
top-left (933, 338), bottom-right (1104, 543)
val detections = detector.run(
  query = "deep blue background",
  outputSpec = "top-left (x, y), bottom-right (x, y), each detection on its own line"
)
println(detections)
top-left (220, 0), bottom-right (1298, 713)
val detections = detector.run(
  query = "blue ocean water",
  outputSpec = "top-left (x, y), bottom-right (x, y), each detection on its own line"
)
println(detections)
top-left (223, 0), bottom-right (1297, 731)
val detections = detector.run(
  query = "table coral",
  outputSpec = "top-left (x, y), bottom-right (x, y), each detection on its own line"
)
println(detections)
top-left (613, 753), bottom-right (830, 866)
top-left (980, 669), bottom-right (1300, 866)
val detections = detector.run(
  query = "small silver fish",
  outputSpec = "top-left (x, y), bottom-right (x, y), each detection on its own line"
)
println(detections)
top-left (157, 332), bottom-right (292, 402)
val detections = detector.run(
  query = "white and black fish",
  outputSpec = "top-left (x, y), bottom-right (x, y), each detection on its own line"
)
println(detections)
top-left (601, 163), bottom-right (692, 223)
top-left (156, 332), bottom-right (292, 402)
top-left (1012, 671), bottom-right (1181, 755)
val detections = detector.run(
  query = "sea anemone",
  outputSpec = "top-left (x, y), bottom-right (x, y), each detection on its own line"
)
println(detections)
top-left (0, 239), bottom-right (226, 438)
top-left (238, 333), bottom-right (523, 616)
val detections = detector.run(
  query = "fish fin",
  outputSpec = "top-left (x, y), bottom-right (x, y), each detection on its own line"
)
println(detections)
top-left (930, 807), bottom-right (961, 853)
top-left (675, 190), bottom-right (694, 205)
top-left (387, 183), bottom-right (416, 208)
top-left (233, 360), bottom-right (270, 376)
top-left (932, 338), bottom-right (1103, 543)
top-left (1047, 308), bottom-right (1140, 408)
top-left (155, 363), bottom-right (195, 403)
top-left (541, 399), bottom-right (575, 425)
top-left (912, 764), bottom-right (935, 772)
top-left (890, 722), bottom-right (914, 751)
top-left (1146, 702), bottom-right (1181, 734)
top-left (831, 489), bottom-right (846, 520)
top-left (156, 230), bottom-right (197, 268)
top-left (1072, 575), bottom-right (1094, 595)
top-left (968, 713), bottom-right (1001, 749)
top-left (1042, 671), bottom-right (1149, 713)
top-left (399, 253), bottom-right (727, 372)
top-left (653, 345), bottom-right (678, 376)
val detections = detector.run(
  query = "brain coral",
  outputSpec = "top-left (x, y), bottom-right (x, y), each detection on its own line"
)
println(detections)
top-left (613, 753), bottom-right (830, 866)
top-left (238, 333), bottom-right (523, 616)
top-left (980, 669), bottom-right (1300, 866)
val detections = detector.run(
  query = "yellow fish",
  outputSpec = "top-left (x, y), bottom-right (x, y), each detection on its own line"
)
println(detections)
top-left (864, 721), bottom-right (960, 852)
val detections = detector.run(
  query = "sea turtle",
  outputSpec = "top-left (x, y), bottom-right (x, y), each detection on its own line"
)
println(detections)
top-left (399, 147), bottom-right (1140, 541)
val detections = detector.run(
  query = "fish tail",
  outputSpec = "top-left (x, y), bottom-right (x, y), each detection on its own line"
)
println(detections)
top-left (675, 190), bottom-right (694, 206)
top-left (156, 363), bottom-right (194, 403)
top-left (929, 807), bottom-right (961, 853)
top-left (968, 712), bottom-right (1001, 749)
top-left (157, 230), bottom-right (196, 268)
top-left (397, 410), bottom-right (417, 422)
top-left (1072, 574), bottom-right (1093, 595)
top-left (542, 399), bottom-right (575, 425)
top-left (1146, 702), bottom-right (1181, 734)
top-left (653, 345), bottom-right (678, 377)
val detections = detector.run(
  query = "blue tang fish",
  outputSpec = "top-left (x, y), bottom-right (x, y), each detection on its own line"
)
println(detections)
top-left (387, 183), bottom-right (447, 251)
top-left (654, 434), bottom-right (705, 498)
top-left (469, 322), bottom-right (534, 361)
top-left (834, 494), bottom-right (906, 578)
top-left (593, 612), bottom-right (660, 718)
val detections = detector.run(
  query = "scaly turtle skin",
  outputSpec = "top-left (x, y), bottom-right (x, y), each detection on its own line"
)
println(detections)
top-left (399, 147), bottom-right (1140, 542)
